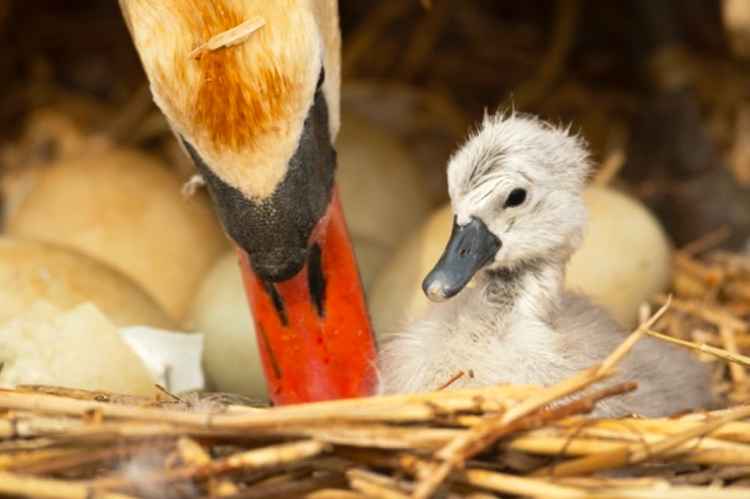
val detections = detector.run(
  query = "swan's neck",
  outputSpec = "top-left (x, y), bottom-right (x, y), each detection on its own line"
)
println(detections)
top-left (479, 258), bottom-right (565, 323)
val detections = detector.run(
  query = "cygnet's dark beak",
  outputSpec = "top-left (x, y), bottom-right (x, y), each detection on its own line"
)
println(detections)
top-left (422, 216), bottom-right (502, 302)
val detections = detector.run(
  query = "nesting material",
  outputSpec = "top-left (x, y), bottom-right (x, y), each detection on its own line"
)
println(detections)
top-left (0, 248), bottom-right (749, 497)
top-left (0, 237), bottom-right (173, 329)
top-left (0, 300), bottom-right (750, 499)
top-left (5, 147), bottom-right (228, 320)
top-left (189, 16), bottom-right (266, 59)
top-left (0, 302), bottom-right (157, 397)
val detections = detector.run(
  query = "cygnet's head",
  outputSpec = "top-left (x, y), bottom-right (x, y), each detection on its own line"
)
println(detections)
top-left (424, 112), bottom-right (591, 301)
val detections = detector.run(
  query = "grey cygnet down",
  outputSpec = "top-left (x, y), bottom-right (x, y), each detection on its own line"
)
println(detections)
top-left (377, 112), bottom-right (715, 418)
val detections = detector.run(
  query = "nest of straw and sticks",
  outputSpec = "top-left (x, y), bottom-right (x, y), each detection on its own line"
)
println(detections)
top-left (2, 239), bottom-right (750, 499)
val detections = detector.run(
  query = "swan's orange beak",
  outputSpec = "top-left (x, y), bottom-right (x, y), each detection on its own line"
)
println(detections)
top-left (237, 188), bottom-right (377, 405)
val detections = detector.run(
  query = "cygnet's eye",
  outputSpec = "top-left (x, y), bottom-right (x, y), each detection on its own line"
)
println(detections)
top-left (504, 188), bottom-right (527, 208)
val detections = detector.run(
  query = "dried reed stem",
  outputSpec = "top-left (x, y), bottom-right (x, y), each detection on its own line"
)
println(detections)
top-left (656, 296), bottom-right (748, 332)
top-left (644, 329), bottom-right (750, 367)
top-left (0, 471), bottom-right (136, 499)
top-left (535, 405), bottom-right (750, 477)
top-left (347, 469), bottom-right (411, 499)
top-left (190, 16), bottom-right (266, 58)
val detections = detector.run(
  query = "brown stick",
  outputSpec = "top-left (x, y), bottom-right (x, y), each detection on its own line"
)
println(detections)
top-left (346, 469), bottom-right (411, 499)
top-left (91, 440), bottom-right (329, 490)
top-left (0, 384), bottom-right (542, 428)
top-left (0, 471), bottom-right (136, 499)
top-left (412, 381), bottom-right (637, 499)
top-left (535, 405), bottom-right (750, 477)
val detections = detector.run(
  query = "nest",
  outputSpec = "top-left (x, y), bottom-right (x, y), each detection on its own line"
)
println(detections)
top-left (1, 238), bottom-right (750, 499)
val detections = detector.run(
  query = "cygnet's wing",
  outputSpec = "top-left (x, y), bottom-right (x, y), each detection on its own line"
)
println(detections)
top-left (557, 292), bottom-right (716, 417)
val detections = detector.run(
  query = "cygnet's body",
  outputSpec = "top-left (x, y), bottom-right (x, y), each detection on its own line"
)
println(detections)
top-left (378, 113), bottom-right (714, 417)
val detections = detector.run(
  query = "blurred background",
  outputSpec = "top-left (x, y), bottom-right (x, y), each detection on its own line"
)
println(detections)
top-left (1, 0), bottom-right (750, 399)
top-left (3, 1), bottom-right (750, 244)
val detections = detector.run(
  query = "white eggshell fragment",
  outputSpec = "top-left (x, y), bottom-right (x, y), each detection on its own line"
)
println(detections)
top-left (120, 326), bottom-right (205, 394)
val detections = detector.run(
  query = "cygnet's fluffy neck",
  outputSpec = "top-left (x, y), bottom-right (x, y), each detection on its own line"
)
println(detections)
top-left (476, 255), bottom-right (566, 328)
top-left (377, 254), bottom-right (575, 394)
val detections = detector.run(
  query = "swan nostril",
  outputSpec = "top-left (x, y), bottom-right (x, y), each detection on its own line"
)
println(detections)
top-left (459, 248), bottom-right (468, 257)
